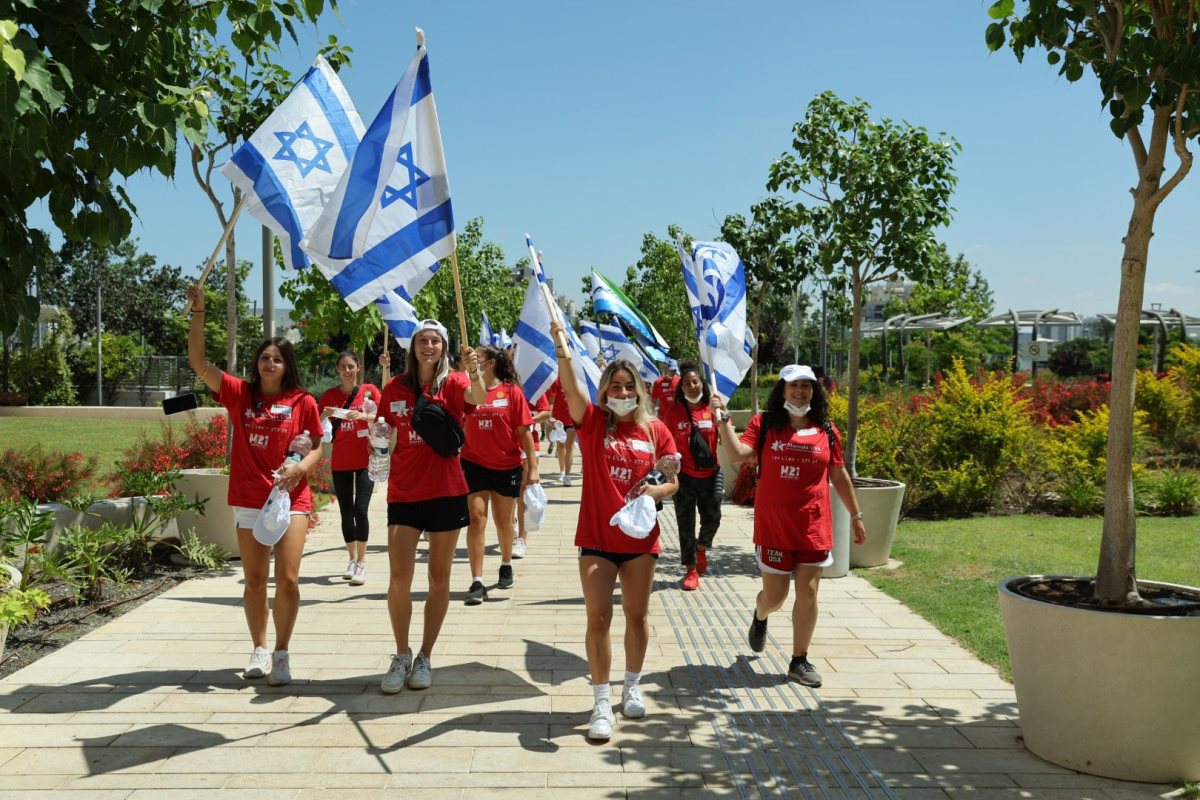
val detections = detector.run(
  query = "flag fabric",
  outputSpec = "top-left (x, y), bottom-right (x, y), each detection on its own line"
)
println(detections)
top-left (480, 311), bottom-right (495, 348)
top-left (676, 235), bottom-right (704, 339)
top-left (221, 55), bottom-right (365, 272)
top-left (498, 328), bottom-right (512, 348)
top-left (578, 318), bottom-right (601, 358)
top-left (598, 322), bottom-right (659, 382)
top-left (590, 269), bottom-right (671, 355)
top-left (302, 30), bottom-right (455, 310)
top-left (375, 288), bottom-right (420, 347)
top-left (687, 240), bottom-right (756, 401)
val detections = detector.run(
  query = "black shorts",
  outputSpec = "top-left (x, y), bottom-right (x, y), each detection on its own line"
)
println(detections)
top-left (462, 459), bottom-right (523, 498)
top-left (579, 547), bottom-right (659, 566)
top-left (387, 495), bottom-right (469, 533)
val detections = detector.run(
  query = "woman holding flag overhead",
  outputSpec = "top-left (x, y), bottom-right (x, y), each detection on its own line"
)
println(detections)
top-left (377, 319), bottom-right (485, 694)
top-left (549, 319), bottom-right (678, 743)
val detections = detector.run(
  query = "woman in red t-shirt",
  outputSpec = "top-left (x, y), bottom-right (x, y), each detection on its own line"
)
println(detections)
top-left (515, 389), bottom-right (552, 558)
top-left (658, 361), bottom-right (722, 591)
top-left (377, 319), bottom-right (484, 695)
top-left (548, 377), bottom-right (578, 485)
top-left (460, 346), bottom-right (538, 605)
top-left (550, 320), bottom-right (678, 743)
top-left (712, 364), bottom-right (867, 690)
top-left (318, 350), bottom-right (383, 587)
top-left (185, 283), bottom-right (323, 687)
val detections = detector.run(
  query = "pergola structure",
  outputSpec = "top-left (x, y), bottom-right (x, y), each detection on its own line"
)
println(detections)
top-left (860, 312), bottom-right (973, 384)
top-left (1096, 307), bottom-right (1200, 373)
top-left (975, 309), bottom-right (1084, 376)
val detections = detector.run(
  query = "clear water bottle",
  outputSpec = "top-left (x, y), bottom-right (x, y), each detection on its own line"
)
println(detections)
top-left (276, 433), bottom-right (313, 479)
top-left (625, 453), bottom-right (682, 510)
top-left (361, 391), bottom-right (377, 419)
top-left (367, 417), bottom-right (391, 483)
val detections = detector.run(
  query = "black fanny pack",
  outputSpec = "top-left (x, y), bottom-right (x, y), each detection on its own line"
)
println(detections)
top-left (412, 383), bottom-right (466, 457)
top-left (688, 414), bottom-right (716, 469)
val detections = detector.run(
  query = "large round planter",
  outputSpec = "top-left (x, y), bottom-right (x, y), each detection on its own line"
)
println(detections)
top-left (172, 469), bottom-right (238, 558)
top-left (998, 575), bottom-right (1200, 782)
top-left (849, 479), bottom-right (906, 568)
top-left (821, 486), bottom-right (851, 579)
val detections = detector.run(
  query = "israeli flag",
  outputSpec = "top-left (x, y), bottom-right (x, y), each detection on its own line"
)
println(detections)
top-left (375, 288), bottom-right (420, 348)
top-left (598, 322), bottom-right (659, 382)
top-left (498, 328), bottom-right (512, 348)
top-left (480, 311), bottom-right (496, 348)
top-left (590, 269), bottom-right (671, 355)
top-left (302, 29), bottom-right (454, 310)
top-left (687, 240), bottom-right (756, 401)
top-left (676, 236), bottom-right (704, 339)
top-left (578, 318), bottom-right (601, 358)
top-left (221, 56), bottom-right (364, 272)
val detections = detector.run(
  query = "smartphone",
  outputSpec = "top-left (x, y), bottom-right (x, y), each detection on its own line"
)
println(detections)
top-left (162, 393), bottom-right (200, 415)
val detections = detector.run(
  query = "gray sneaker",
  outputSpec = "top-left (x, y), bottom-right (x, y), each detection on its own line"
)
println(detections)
top-left (267, 650), bottom-right (291, 686)
top-left (788, 655), bottom-right (823, 687)
top-left (381, 651), bottom-right (412, 694)
top-left (407, 651), bottom-right (433, 690)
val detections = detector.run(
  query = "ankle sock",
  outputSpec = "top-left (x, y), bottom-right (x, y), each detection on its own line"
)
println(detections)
top-left (593, 683), bottom-right (611, 704)
top-left (623, 670), bottom-right (641, 688)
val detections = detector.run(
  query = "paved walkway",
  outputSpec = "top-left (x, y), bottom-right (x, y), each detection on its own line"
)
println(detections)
top-left (0, 454), bottom-right (1177, 798)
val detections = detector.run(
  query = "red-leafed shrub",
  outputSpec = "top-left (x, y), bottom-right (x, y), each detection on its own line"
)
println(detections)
top-left (308, 456), bottom-right (333, 495)
top-left (1017, 376), bottom-right (1111, 427)
top-left (0, 446), bottom-right (99, 503)
top-left (112, 417), bottom-right (229, 496)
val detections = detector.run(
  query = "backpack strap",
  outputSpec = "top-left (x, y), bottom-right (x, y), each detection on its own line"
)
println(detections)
top-left (330, 385), bottom-right (360, 436)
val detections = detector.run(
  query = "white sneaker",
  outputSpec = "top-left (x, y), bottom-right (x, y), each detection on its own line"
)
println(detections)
top-left (622, 684), bottom-right (646, 718)
top-left (407, 651), bottom-right (433, 690)
top-left (558, 471), bottom-right (568, 485)
top-left (562, 473), bottom-right (573, 487)
top-left (243, 646), bottom-right (270, 679)
top-left (267, 650), bottom-right (291, 686)
top-left (587, 700), bottom-right (615, 741)
top-left (342, 560), bottom-right (356, 580)
top-left (349, 561), bottom-right (366, 586)
top-left (381, 652), bottom-right (412, 694)
top-left (512, 538), bottom-right (527, 559)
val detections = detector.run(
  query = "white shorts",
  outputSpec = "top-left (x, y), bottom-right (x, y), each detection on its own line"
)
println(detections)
top-left (232, 505), bottom-right (308, 529)
top-left (755, 545), bottom-right (834, 575)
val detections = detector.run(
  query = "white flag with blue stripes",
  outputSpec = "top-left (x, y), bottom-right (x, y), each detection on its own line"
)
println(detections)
top-left (578, 318), bottom-right (601, 359)
top-left (598, 322), bottom-right (659, 382)
top-left (302, 29), bottom-right (454, 310)
top-left (687, 240), bottom-right (755, 401)
top-left (220, 56), bottom-right (364, 272)
top-left (480, 311), bottom-right (496, 347)
top-left (498, 328), bottom-right (512, 348)
top-left (375, 287), bottom-right (420, 348)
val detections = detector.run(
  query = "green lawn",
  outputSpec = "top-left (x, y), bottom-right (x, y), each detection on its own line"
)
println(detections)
top-left (858, 515), bottom-right (1200, 679)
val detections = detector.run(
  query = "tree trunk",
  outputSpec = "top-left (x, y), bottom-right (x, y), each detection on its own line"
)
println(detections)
top-left (748, 280), bottom-right (768, 414)
top-left (1095, 193), bottom-right (1155, 605)
top-left (845, 274), bottom-right (864, 478)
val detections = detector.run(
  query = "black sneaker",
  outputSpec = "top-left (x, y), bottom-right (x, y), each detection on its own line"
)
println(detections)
top-left (748, 612), bottom-right (768, 653)
top-left (788, 655), bottom-right (822, 687)
top-left (465, 580), bottom-right (487, 606)
top-left (497, 564), bottom-right (514, 589)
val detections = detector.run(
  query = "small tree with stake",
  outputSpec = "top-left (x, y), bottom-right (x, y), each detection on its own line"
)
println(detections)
top-left (987, 0), bottom-right (1200, 606)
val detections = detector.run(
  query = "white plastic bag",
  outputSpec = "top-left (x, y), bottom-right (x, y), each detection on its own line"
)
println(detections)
top-left (523, 482), bottom-right (548, 532)
top-left (548, 419), bottom-right (567, 444)
top-left (609, 494), bottom-right (657, 539)
top-left (253, 486), bottom-right (291, 546)
top-left (321, 418), bottom-right (334, 443)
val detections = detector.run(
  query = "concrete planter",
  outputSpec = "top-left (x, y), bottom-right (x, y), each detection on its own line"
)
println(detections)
top-left (822, 488), bottom-right (851, 578)
top-left (849, 479), bottom-right (906, 568)
top-left (998, 575), bottom-right (1200, 782)
top-left (172, 469), bottom-right (238, 558)
top-left (1, 562), bottom-right (19, 663)
top-left (21, 498), bottom-right (178, 569)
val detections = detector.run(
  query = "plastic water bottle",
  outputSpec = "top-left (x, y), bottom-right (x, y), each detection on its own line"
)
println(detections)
top-left (625, 453), bottom-right (683, 509)
top-left (367, 417), bottom-right (391, 483)
top-left (276, 433), bottom-right (313, 479)
top-left (361, 391), bottom-right (377, 419)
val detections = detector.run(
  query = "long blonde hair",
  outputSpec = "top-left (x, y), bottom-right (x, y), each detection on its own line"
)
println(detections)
top-left (597, 360), bottom-right (656, 445)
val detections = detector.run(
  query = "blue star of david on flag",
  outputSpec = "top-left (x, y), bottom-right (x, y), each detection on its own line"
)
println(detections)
top-left (600, 343), bottom-right (619, 361)
top-left (273, 121), bottom-right (335, 178)
top-left (381, 143), bottom-right (430, 210)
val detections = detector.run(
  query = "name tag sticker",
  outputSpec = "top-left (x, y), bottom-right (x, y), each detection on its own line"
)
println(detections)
top-left (270, 404), bottom-right (292, 416)
top-left (697, 419), bottom-right (714, 429)
top-left (356, 429), bottom-right (369, 438)
top-left (390, 401), bottom-right (406, 414)
top-left (491, 398), bottom-right (509, 407)
top-left (330, 408), bottom-right (353, 419)
top-left (631, 440), bottom-right (653, 453)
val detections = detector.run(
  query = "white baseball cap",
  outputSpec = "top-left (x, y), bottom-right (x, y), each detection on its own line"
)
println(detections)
top-left (779, 364), bottom-right (817, 383)
top-left (412, 319), bottom-right (449, 343)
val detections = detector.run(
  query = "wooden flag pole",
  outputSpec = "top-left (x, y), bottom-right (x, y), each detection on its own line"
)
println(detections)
top-left (448, 247), bottom-right (469, 348)
top-left (182, 194), bottom-right (251, 314)
top-left (539, 281), bottom-right (572, 360)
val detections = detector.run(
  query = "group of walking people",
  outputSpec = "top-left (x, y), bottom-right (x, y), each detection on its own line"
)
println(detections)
top-left (185, 283), bottom-right (868, 741)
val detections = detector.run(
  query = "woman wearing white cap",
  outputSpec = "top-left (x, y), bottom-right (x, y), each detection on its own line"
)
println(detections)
top-left (712, 364), bottom-right (866, 688)
top-left (377, 319), bottom-right (485, 694)
top-left (550, 320), bottom-right (678, 743)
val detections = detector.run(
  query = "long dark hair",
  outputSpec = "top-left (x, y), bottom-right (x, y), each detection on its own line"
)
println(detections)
top-left (760, 375), bottom-right (827, 433)
top-left (478, 345), bottom-right (518, 383)
top-left (401, 326), bottom-right (451, 395)
top-left (673, 361), bottom-right (711, 406)
top-left (248, 337), bottom-right (304, 393)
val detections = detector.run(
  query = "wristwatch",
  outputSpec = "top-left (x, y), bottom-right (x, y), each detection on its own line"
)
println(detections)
top-left (851, 512), bottom-right (864, 521)
top-left (716, 410), bottom-right (731, 423)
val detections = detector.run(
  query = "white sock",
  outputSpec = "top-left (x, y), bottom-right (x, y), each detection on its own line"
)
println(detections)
top-left (473, 576), bottom-right (484, 585)
top-left (501, 560), bottom-right (512, 568)
top-left (593, 683), bottom-right (611, 704)
top-left (624, 670), bottom-right (641, 688)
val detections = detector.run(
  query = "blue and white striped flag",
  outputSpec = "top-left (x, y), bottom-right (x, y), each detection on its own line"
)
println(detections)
top-left (578, 318), bottom-right (601, 358)
top-left (375, 287), bottom-right (420, 348)
top-left (302, 29), bottom-right (454, 310)
top-left (598, 322), bottom-right (660, 382)
top-left (677, 236), bottom-right (704, 339)
top-left (480, 311), bottom-right (496, 348)
top-left (221, 56), bottom-right (364, 272)
top-left (686, 240), bottom-right (755, 401)
top-left (498, 328), bottom-right (512, 348)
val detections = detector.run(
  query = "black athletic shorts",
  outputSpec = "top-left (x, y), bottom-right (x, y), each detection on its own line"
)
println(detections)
top-left (462, 459), bottom-right (523, 498)
top-left (387, 495), bottom-right (469, 533)
top-left (579, 547), bottom-right (659, 566)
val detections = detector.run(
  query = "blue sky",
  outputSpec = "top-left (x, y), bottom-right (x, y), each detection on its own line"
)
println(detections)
top-left (38, 0), bottom-right (1200, 319)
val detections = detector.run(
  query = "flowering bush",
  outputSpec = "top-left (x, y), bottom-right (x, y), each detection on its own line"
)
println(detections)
top-left (0, 446), bottom-right (99, 503)
top-left (112, 416), bottom-right (228, 496)
top-left (1134, 369), bottom-right (1187, 445)
top-left (308, 455), bottom-right (333, 496)
top-left (1017, 376), bottom-right (1111, 427)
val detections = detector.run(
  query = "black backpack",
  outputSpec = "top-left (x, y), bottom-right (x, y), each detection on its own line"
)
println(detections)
top-left (687, 412), bottom-right (716, 469)
top-left (412, 383), bottom-right (466, 457)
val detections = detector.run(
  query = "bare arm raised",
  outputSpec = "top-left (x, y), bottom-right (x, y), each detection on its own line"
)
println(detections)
top-left (186, 282), bottom-right (221, 394)
top-left (549, 320), bottom-right (588, 426)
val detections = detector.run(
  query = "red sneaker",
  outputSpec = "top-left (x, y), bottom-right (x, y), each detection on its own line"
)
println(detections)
top-left (696, 549), bottom-right (708, 576)
top-left (681, 569), bottom-right (699, 591)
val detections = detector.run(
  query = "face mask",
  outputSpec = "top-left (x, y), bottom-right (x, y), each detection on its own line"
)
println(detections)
top-left (606, 396), bottom-right (639, 415)
top-left (684, 392), bottom-right (704, 405)
top-left (784, 401), bottom-right (811, 418)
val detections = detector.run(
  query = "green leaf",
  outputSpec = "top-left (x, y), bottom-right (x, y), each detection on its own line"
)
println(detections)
top-left (1046, 51), bottom-right (1060, 65)
top-left (985, 22), bottom-right (1006, 52)
top-left (0, 20), bottom-right (17, 42)
top-left (193, 98), bottom-right (209, 118)
top-left (1, 42), bottom-right (24, 81)
top-left (987, 0), bottom-right (1014, 21)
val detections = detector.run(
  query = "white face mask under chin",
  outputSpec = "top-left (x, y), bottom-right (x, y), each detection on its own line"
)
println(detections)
top-left (606, 396), bottom-right (639, 416)
top-left (784, 401), bottom-right (811, 418)
top-left (684, 392), bottom-right (704, 405)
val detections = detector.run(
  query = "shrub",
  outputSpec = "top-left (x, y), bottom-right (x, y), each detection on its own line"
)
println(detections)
top-left (0, 446), bottom-right (99, 503)
top-left (112, 416), bottom-right (227, 496)
top-left (1142, 468), bottom-right (1200, 516)
top-left (1018, 376), bottom-right (1111, 427)
top-left (1135, 369), bottom-right (1187, 445)
top-left (1173, 343), bottom-right (1200, 424)
top-left (9, 315), bottom-right (78, 406)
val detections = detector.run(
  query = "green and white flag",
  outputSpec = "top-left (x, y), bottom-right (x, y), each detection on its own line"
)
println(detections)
top-left (590, 268), bottom-right (671, 355)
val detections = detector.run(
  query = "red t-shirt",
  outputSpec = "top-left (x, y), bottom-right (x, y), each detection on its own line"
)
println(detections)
top-left (461, 382), bottom-right (534, 470)
top-left (548, 378), bottom-right (574, 427)
top-left (658, 400), bottom-right (720, 478)
top-left (318, 383), bottom-right (382, 472)
top-left (218, 372), bottom-right (322, 512)
top-left (379, 371), bottom-right (474, 503)
top-left (529, 391), bottom-right (551, 452)
top-left (574, 404), bottom-right (677, 554)
top-left (652, 375), bottom-right (680, 409)
top-left (739, 415), bottom-right (844, 551)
